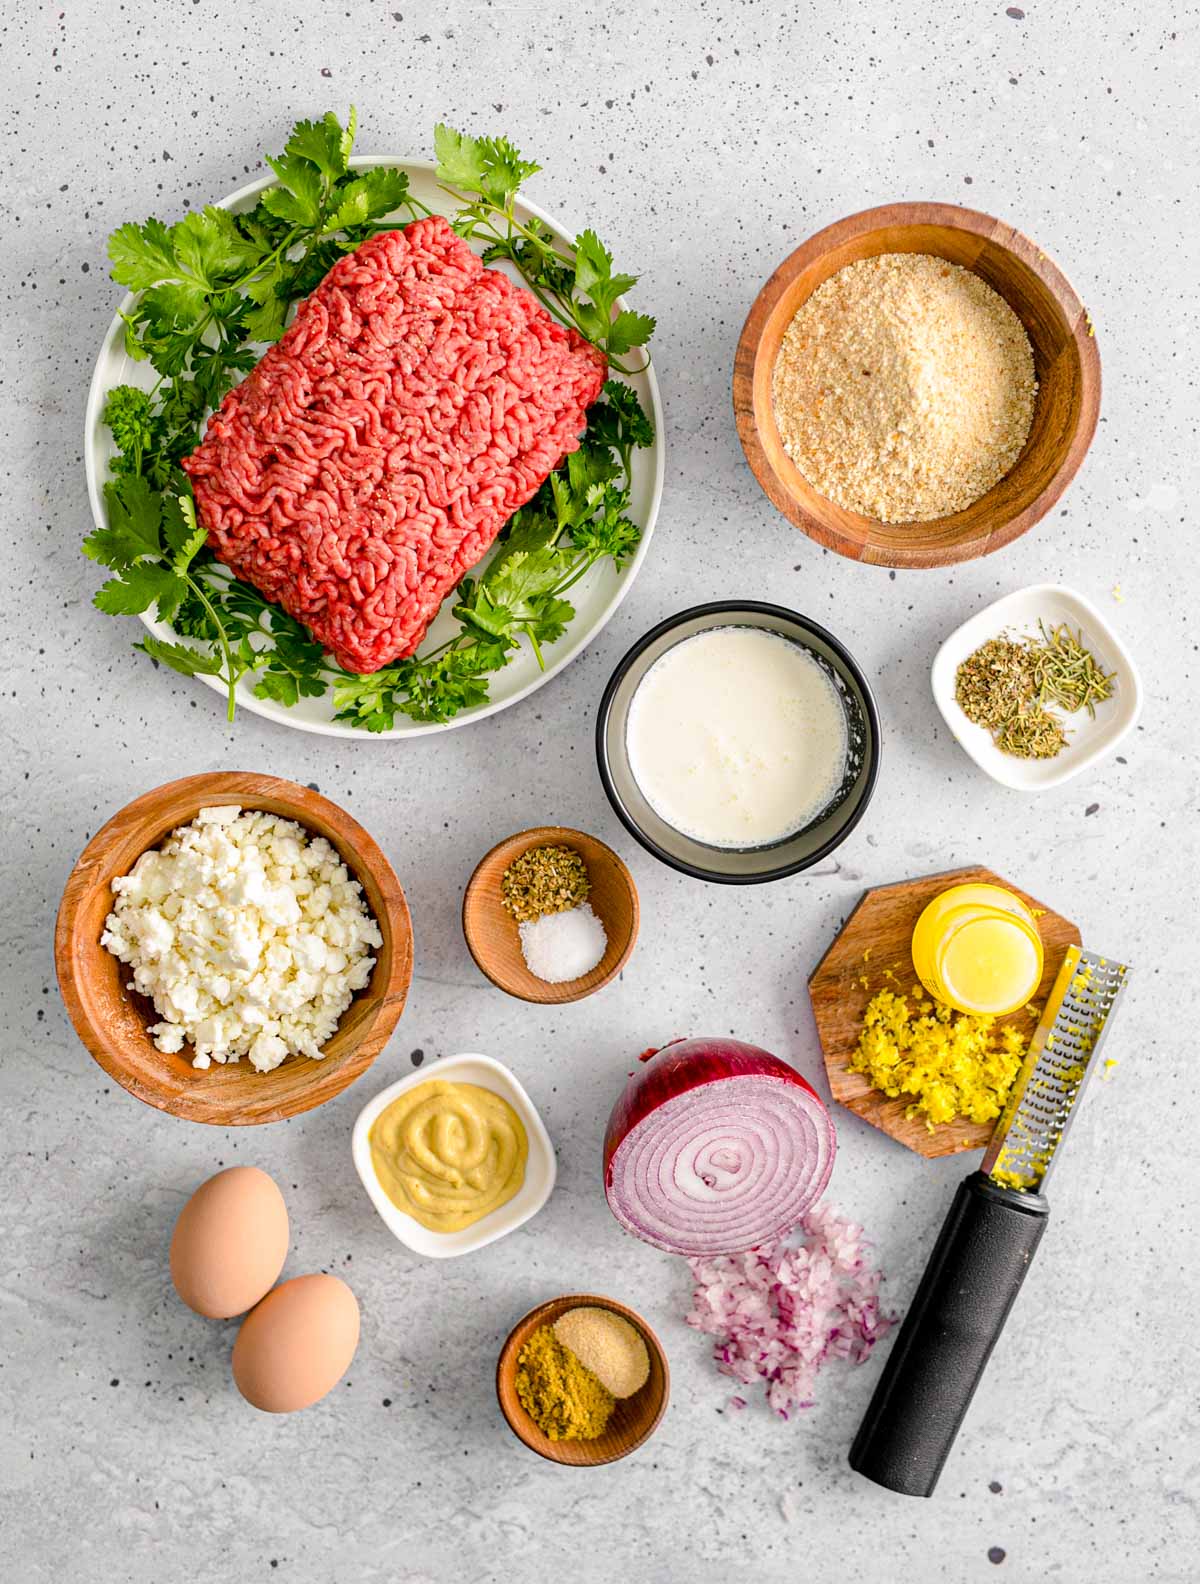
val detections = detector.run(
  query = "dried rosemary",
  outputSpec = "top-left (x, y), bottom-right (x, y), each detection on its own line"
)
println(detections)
top-left (955, 622), bottom-right (1116, 761)
top-left (1031, 621), bottom-right (1116, 717)
top-left (501, 845), bottom-right (591, 923)
top-left (995, 706), bottom-right (1068, 760)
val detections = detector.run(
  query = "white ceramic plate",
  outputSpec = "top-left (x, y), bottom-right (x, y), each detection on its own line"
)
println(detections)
top-left (351, 1052), bottom-right (557, 1258)
top-left (931, 583), bottom-right (1142, 791)
top-left (84, 158), bottom-right (664, 738)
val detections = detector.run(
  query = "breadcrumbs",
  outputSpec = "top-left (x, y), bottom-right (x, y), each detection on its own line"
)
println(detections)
top-left (772, 253), bottom-right (1037, 522)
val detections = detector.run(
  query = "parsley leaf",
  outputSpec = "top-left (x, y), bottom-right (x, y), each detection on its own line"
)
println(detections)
top-left (94, 561), bottom-right (183, 618)
top-left (434, 131), bottom-right (651, 368)
top-left (285, 109), bottom-right (354, 182)
top-left (89, 474), bottom-right (166, 562)
top-left (86, 477), bottom-right (204, 623)
top-left (456, 548), bottom-right (565, 643)
top-left (107, 217), bottom-right (178, 291)
top-left (171, 207), bottom-right (261, 286)
top-left (162, 493), bottom-right (208, 570)
top-left (432, 123), bottom-right (485, 189)
top-left (102, 385), bottom-right (157, 467)
top-left (324, 167), bottom-right (411, 232)
top-left (606, 309), bottom-right (657, 358)
top-left (334, 635), bottom-right (513, 729)
top-left (434, 125), bottom-right (541, 207)
top-left (570, 509), bottom-right (642, 567)
top-left (262, 157), bottom-right (325, 228)
top-left (588, 378), bottom-right (655, 451)
top-left (242, 263), bottom-right (289, 343)
top-left (573, 229), bottom-right (638, 318)
top-left (136, 634), bottom-right (224, 677)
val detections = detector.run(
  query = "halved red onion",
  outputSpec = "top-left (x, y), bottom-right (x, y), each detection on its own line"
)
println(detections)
top-left (603, 1037), bottom-right (836, 1256)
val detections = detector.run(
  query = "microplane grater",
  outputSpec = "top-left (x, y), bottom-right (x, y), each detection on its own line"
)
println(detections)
top-left (982, 946), bottom-right (1131, 1192)
top-left (851, 941), bottom-right (1132, 1498)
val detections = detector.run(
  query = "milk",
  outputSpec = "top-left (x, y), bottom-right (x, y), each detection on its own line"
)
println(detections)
top-left (625, 627), bottom-right (849, 849)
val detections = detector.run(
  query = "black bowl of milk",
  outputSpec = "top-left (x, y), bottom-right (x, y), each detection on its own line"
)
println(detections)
top-left (595, 601), bottom-right (880, 883)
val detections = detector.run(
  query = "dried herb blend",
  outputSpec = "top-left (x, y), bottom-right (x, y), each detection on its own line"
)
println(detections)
top-left (994, 706), bottom-right (1067, 761)
top-left (501, 845), bottom-right (591, 923)
top-left (954, 639), bottom-right (1036, 732)
top-left (955, 623), bottom-right (1115, 761)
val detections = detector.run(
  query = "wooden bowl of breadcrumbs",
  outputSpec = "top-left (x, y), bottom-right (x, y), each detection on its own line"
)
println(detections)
top-left (733, 202), bottom-right (1101, 569)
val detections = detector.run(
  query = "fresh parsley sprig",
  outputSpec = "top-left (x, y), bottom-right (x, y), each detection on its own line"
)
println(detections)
top-left (432, 124), bottom-right (655, 371)
top-left (109, 109), bottom-right (421, 418)
top-left (87, 111), bottom-right (655, 730)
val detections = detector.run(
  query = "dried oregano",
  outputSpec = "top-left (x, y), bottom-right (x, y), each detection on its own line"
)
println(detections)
top-left (501, 845), bottom-right (590, 923)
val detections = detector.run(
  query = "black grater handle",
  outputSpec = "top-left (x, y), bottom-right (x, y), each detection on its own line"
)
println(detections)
top-left (849, 1171), bottom-right (1050, 1498)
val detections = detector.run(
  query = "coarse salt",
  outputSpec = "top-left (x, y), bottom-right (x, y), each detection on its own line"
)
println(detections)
top-left (518, 902), bottom-right (607, 984)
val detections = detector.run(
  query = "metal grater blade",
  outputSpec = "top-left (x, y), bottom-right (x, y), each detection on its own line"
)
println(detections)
top-left (982, 946), bottom-right (1130, 1193)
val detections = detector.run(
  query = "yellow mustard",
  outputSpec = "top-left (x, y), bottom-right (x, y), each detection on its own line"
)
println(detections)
top-left (911, 883), bottom-right (1044, 1017)
top-left (369, 1080), bottom-right (527, 1232)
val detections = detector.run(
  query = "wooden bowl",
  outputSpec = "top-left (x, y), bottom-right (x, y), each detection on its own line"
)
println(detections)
top-left (462, 826), bottom-right (638, 1004)
top-left (733, 202), bottom-right (1101, 568)
top-left (496, 1293), bottom-right (669, 1466)
top-left (807, 865), bottom-right (1080, 1158)
top-left (54, 771), bottom-right (413, 1126)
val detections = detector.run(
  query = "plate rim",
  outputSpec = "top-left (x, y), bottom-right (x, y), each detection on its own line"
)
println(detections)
top-left (83, 155), bottom-right (664, 739)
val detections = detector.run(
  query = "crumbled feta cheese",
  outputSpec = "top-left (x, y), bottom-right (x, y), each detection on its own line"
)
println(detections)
top-left (101, 804), bottom-right (383, 1073)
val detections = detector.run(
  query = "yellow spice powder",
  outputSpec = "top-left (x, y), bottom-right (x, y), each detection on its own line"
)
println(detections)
top-left (850, 986), bottom-right (1027, 1131)
top-left (515, 1325), bottom-right (615, 1441)
top-left (772, 253), bottom-right (1037, 523)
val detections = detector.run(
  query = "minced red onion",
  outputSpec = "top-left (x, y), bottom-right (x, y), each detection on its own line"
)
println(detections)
top-left (603, 1038), bottom-right (836, 1257)
top-left (685, 1202), bottom-right (896, 1419)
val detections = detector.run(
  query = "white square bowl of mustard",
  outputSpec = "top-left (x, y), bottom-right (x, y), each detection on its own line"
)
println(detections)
top-left (351, 1053), bottom-right (557, 1258)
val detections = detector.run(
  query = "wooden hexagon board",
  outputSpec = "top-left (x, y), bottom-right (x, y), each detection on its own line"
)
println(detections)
top-left (807, 865), bottom-right (1082, 1159)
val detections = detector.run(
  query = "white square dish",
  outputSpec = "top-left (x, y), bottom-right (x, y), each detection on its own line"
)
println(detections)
top-left (351, 1052), bottom-right (557, 1258)
top-left (931, 584), bottom-right (1142, 792)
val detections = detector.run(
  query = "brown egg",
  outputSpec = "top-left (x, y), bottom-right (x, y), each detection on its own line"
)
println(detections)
top-left (232, 1274), bottom-right (360, 1414)
top-left (169, 1166), bottom-right (289, 1320)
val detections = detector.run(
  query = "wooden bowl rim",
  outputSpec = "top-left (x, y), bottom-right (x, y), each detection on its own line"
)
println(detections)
top-left (53, 771), bottom-right (414, 1125)
top-left (495, 1292), bottom-right (670, 1466)
top-left (733, 200), bottom-right (1102, 569)
top-left (462, 825), bottom-right (639, 1004)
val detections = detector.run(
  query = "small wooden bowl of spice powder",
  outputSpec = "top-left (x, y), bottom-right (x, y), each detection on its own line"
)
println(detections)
top-left (733, 202), bottom-right (1101, 568)
top-left (463, 826), bottom-right (639, 1004)
top-left (497, 1294), bottom-right (669, 1466)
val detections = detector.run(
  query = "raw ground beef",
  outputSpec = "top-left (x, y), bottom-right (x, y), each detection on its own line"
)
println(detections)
top-left (181, 216), bottom-right (607, 674)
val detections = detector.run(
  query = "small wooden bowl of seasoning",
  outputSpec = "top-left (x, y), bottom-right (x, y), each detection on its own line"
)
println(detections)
top-left (496, 1293), bottom-right (669, 1466)
top-left (462, 826), bottom-right (639, 1004)
top-left (734, 201), bottom-right (1101, 569)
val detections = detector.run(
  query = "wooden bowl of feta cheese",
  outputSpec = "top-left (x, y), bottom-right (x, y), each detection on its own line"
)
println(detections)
top-left (54, 772), bottom-right (413, 1125)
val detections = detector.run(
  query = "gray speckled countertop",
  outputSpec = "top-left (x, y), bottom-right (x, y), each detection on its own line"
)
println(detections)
top-left (2, 2), bottom-right (1197, 1580)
